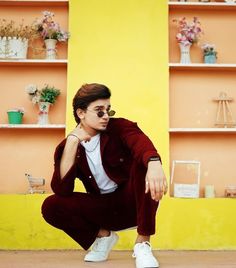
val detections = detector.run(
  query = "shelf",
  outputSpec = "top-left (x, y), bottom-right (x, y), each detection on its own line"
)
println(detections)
top-left (169, 127), bottom-right (236, 133)
top-left (169, 63), bottom-right (236, 71)
top-left (169, 1), bottom-right (236, 10)
top-left (0, 124), bottom-right (66, 129)
top-left (0, 59), bottom-right (68, 66)
top-left (0, 0), bottom-right (68, 7)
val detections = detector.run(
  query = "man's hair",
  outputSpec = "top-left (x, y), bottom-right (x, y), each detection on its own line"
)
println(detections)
top-left (73, 83), bottom-right (111, 124)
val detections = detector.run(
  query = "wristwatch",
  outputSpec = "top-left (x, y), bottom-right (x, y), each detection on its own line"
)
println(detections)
top-left (148, 156), bottom-right (161, 162)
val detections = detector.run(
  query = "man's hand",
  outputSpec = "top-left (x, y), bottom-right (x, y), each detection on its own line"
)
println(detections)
top-left (145, 161), bottom-right (168, 201)
top-left (68, 123), bottom-right (91, 142)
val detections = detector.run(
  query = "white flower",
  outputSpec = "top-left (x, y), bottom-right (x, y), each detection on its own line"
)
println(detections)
top-left (25, 84), bottom-right (38, 95)
top-left (42, 11), bottom-right (54, 17)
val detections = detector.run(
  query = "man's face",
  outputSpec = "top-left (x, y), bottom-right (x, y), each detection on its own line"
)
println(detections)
top-left (78, 98), bottom-right (112, 135)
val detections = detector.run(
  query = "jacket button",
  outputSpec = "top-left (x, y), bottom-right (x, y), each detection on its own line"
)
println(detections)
top-left (77, 155), bottom-right (80, 158)
top-left (89, 176), bottom-right (92, 179)
top-left (119, 158), bottom-right (124, 162)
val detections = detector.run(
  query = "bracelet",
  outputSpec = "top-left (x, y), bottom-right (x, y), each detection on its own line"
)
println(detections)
top-left (67, 134), bottom-right (80, 142)
top-left (148, 156), bottom-right (160, 162)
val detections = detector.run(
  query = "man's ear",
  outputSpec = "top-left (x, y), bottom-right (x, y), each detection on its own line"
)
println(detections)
top-left (76, 108), bottom-right (85, 120)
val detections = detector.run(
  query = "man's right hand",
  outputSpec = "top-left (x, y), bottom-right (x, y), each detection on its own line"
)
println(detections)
top-left (68, 124), bottom-right (91, 143)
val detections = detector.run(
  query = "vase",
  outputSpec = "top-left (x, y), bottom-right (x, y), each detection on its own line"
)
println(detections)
top-left (179, 43), bottom-right (192, 64)
top-left (44, 39), bottom-right (57, 60)
top-left (38, 102), bottom-right (51, 124)
top-left (204, 54), bottom-right (217, 64)
top-left (7, 37), bottom-right (28, 59)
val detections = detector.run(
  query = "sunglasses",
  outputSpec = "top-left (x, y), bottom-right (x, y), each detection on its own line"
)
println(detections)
top-left (87, 109), bottom-right (116, 118)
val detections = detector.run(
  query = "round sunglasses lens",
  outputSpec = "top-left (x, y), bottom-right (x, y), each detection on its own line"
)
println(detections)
top-left (108, 110), bottom-right (116, 117)
top-left (97, 111), bottom-right (105, 118)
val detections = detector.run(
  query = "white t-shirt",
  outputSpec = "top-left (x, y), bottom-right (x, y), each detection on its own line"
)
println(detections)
top-left (81, 134), bottom-right (118, 194)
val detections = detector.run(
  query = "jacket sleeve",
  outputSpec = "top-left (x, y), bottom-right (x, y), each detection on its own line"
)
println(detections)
top-left (112, 118), bottom-right (161, 167)
top-left (50, 139), bottom-right (77, 196)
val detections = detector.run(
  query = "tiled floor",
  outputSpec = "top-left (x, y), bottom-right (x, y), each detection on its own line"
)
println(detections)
top-left (1, 250), bottom-right (236, 268)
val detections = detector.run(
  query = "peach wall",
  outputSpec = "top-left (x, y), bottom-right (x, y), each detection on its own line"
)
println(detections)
top-left (0, 4), bottom-right (68, 59)
top-left (0, 129), bottom-right (65, 194)
top-left (169, 4), bottom-right (236, 198)
top-left (170, 70), bottom-right (236, 128)
top-left (169, 9), bottom-right (236, 63)
top-left (0, 2), bottom-right (68, 193)
top-left (170, 133), bottom-right (236, 197)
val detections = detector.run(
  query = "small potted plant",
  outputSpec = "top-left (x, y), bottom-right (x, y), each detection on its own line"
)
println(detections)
top-left (0, 19), bottom-right (36, 59)
top-left (25, 84), bottom-right (60, 124)
top-left (33, 11), bottom-right (69, 59)
top-left (7, 108), bottom-right (24, 124)
top-left (201, 43), bottom-right (217, 64)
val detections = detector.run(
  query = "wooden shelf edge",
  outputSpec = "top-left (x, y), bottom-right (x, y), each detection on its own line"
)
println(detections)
top-left (0, 124), bottom-right (66, 129)
top-left (169, 128), bottom-right (236, 133)
top-left (169, 63), bottom-right (236, 71)
top-left (0, 0), bottom-right (69, 7)
top-left (0, 59), bottom-right (68, 66)
top-left (169, 1), bottom-right (236, 10)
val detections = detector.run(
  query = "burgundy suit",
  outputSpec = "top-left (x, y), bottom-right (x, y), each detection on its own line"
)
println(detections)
top-left (42, 118), bottom-right (161, 250)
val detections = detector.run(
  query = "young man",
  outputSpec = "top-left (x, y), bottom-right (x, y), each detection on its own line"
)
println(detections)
top-left (42, 83), bottom-right (167, 268)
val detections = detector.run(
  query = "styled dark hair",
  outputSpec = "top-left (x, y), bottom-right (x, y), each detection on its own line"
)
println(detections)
top-left (73, 83), bottom-right (111, 124)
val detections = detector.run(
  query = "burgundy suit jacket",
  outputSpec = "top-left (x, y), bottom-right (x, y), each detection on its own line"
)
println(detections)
top-left (51, 118), bottom-right (161, 196)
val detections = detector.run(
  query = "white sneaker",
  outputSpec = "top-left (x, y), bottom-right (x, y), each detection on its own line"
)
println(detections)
top-left (133, 241), bottom-right (159, 268)
top-left (84, 231), bottom-right (119, 262)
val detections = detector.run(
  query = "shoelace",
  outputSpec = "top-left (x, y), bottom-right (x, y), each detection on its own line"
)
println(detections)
top-left (132, 241), bottom-right (152, 258)
top-left (92, 237), bottom-right (109, 252)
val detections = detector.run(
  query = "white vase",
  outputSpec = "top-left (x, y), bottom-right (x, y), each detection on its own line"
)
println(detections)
top-left (38, 102), bottom-right (51, 125)
top-left (179, 43), bottom-right (192, 64)
top-left (0, 37), bottom-right (7, 58)
top-left (7, 37), bottom-right (28, 59)
top-left (44, 39), bottom-right (57, 60)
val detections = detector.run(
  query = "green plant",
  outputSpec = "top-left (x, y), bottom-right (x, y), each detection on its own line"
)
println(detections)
top-left (25, 84), bottom-right (60, 104)
top-left (40, 85), bottom-right (60, 104)
top-left (201, 43), bottom-right (217, 58)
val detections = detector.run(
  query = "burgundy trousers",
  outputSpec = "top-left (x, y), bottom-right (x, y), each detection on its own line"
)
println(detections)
top-left (41, 162), bottom-right (159, 250)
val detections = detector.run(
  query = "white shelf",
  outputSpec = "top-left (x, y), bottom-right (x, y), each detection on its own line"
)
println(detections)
top-left (0, 59), bottom-right (68, 66)
top-left (0, 0), bottom-right (68, 6)
top-left (169, 63), bottom-right (236, 71)
top-left (169, 1), bottom-right (236, 10)
top-left (0, 124), bottom-right (66, 129)
top-left (169, 127), bottom-right (236, 133)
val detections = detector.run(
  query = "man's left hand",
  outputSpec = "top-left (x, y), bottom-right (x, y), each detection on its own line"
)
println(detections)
top-left (145, 161), bottom-right (168, 201)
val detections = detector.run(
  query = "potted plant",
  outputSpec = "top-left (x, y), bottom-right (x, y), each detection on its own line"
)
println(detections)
top-left (33, 11), bottom-right (69, 59)
top-left (0, 19), bottom-right (36, 59)
top-left (25, 84), bottom-right (60, 124)
top-left (201, 43), bottom-right (217, 64)
top-left (173, 17), bottom-right (203, 64)
top-left (7, 108), bottom-right (24, 124)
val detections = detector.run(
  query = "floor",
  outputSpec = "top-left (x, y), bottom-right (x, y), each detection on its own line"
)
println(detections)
top-left (0, 250), bottom-right (236, 268)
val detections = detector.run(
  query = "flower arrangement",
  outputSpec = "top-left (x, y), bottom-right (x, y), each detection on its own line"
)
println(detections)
top-left (33, 11), bottom-right (69, 42)
top-left (25, 84), bottom-right (60, 104)
top-left (201, 43), bottom-right (217, 57)
top-left (173, 17), bottom-right (202, 46)
top-left (0, 19), bottom-right (36, 39)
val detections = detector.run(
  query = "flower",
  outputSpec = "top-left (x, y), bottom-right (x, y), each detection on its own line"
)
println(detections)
top-left (173, 17), bottom-right (203, 46)
top-left (25, 84), bottom-right (60, 104)
top-left (33, 11), bottom-right (69, 42)
top-left (201, 43), bottom-right (217, 58)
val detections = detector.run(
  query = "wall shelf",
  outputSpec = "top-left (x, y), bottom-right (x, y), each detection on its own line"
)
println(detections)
top-left (0, 59), bottom-right (68, 66)
top-left (0, 0), bottom-right (68, 7)
top-left (169, 128), bottom-right (236, 133)
top-left (169, 1), bottom-right (236, 10)
top-left (0, 124), bottom-right (66, 129)
top-left (169, 63), bottom-right (236, 71)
